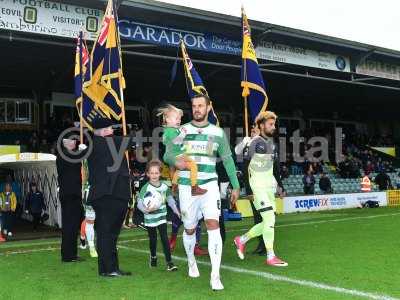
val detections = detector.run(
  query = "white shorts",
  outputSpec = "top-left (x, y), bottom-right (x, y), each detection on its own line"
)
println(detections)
top-left (85, 205), bottom-right (96, 221)
top-left (179, 180), bottom-right (221, 229)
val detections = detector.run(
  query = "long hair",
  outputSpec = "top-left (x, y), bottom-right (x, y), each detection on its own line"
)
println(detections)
top-left (156, 104), bottom-right (183, 125)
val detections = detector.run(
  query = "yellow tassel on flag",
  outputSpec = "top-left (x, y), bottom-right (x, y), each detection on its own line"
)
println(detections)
top-left (242, 85), bottom-right (250, 98)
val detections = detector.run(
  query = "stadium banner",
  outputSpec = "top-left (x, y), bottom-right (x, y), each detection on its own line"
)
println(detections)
top-left (370, 147), bottom-right (396, 157)
top-left (118, 20), bottom-right (350, 72)
top-left (283, 192), bottom-right (387, 213)
top-left (0, 145), bottom-right (20, 155)
top-left (387, 190), bottom-right (400, 206)
top-left (235, 198), bottom-right (254, 217)
top-left (356, 59), bottom-right (400, 80)
top-left (0, 0), bottom-right (103, 40)
top-left (255, 41), bottom-right (350, 72)
top-left (0, 1), bottom-right (351, 73)
top-left (118, 20), bottom-right (241, 55)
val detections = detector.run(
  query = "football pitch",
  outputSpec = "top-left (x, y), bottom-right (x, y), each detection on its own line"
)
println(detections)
top-left (1, 207), bottom-right (399, 300)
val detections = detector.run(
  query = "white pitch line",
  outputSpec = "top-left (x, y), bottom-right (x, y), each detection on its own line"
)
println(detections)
top-left (2, 216), bottom-right (399, 300)
top-left (1, 212), bottom-right (399, 250)
top-left (119, 245), bottom-right (399, 300)
top-left (0, 247), bottom-right (59, 256)
top-left (276, 212), bottom-right (400, 228)
top-left (2, 244), bottom-right (398, 300)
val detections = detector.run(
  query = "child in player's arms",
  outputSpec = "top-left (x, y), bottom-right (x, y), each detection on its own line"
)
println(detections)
top-left (158, 104), bottom-right (207, 196)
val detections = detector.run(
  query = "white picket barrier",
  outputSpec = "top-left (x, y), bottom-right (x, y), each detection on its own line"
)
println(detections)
top-left (0, 153), bottom-right (61, 227)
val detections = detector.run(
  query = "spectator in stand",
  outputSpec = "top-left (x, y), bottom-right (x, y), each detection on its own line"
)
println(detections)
top-left (29, 131), bottom-right (40, 152)
top-left (280, 164), bottom-right (290, 179)
top-left (312, 162), bottom-right (323, 174)
top-left (61, 115), bottom-right (73, 129)
top-left (48, 113), bottom-right (58, 129)
top-left (348, 156), bottom-right (361, 178)
top-left (39, 138), bottom-right (50, 153)
top-left (41, 128), bottom-right (54, 144)
top-left (319, 172), bottom-right (333, 194)
top-left (303, 160), bottom-right (313, 175)
top-left (374, 171), bottom-right (392, 191)
top-left (364, 161), bottom-right (374, 176)
top-left (303, 169), bottom-right (315, 195)
top-left (0, 183), bottom-right (17, 237)
top-left (375, 158), bottom-right (384, 173)
top-left (49, 143), bottom-right (57, 155)
top-left (338, 157), bottom-right (350, 178)
top-left (25, 183), bottom-right (46, 231)
top-left (359, 150), bottom-right (368, 164)
top-left (385, 161), bottom-right (395, 172)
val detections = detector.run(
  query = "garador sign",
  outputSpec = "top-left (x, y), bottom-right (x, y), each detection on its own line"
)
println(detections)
top-left (0, 0), bottom-right (103, 40)
top-left (119, 20), bottom-right (350, 72)
top-left (0, 1), bottom-right (352, 74)
top-left (118, 20), bottom-right (242, 55)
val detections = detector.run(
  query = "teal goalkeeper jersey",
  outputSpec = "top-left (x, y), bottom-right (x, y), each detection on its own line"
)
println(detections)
top-left (178, 122), bottom-right (240, 189)
top-left (248, 136), bottom-right (278, 191)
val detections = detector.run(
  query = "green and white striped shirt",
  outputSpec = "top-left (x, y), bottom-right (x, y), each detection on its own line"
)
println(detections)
top-left (178, 122), bottom-right (240, 189)
top-left (138, 182), bottom-right (177, 227)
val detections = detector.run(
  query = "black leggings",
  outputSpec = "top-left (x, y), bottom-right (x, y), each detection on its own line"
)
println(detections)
top-left (32, 213), bottom-right (42, 230)
top-left (147, 223), bottom-right (171, 263)
top-left (1, 211), bottom-right (13, 232)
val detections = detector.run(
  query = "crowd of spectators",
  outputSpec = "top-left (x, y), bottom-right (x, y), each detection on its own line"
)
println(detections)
top-left (340, 143), bottom-right (395, 177)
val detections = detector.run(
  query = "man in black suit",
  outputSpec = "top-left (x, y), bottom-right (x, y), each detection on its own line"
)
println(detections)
top-left (82, 118), bottom-right (133, 277)
top-left (56, 138), bottom-right (84, 262)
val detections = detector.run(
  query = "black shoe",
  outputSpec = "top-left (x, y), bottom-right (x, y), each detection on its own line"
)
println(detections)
top-left (100, 272), bottom-right (121, 278)
top-left (252, 242), bottom-right (267, 255)
top-left (150, 256), bottom-right (157, 267)
top-left (257, 249), bottom-right (267, 256)
top-left (62, 257), bottom-right (85, 263)
top-left (167, 262), bottom-right (178, 272)
top-left (252, 246), bottom-right (267, 255)
top-left (116, 270), bottom-right (132, 276)
top-left (80, 238), bottom-right (86, 249)
top-left (71, 256), bottom-right (86, 262)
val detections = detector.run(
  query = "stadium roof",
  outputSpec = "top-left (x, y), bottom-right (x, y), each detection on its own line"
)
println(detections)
top-left (1, 0), bottom-right (400, 120)
top-left (116, 0), bottom-right (400, 60)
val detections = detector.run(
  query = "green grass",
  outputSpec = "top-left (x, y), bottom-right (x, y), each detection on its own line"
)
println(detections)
top-left (1, 207), bottom-right (400, 300)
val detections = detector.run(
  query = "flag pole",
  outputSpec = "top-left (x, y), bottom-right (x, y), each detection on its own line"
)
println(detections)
top-left (241, 6), bottom-right (249, 137)
top-left (112, 0), bottom-right (127, 136)
top-left (78, 31), bottom-right (87, 190)
top-left (113, 0), bottom-right (133, 202)
top-left (244, 95), bottom-right (249, 137)
top-left (120, 88), bottom-right (127, 136)
top-left (242, 56), bottom-right (249, 137)
top-left (113, 0), bottom-right (130, 175)
top-left (79, 31), bottom-right (84, 144)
